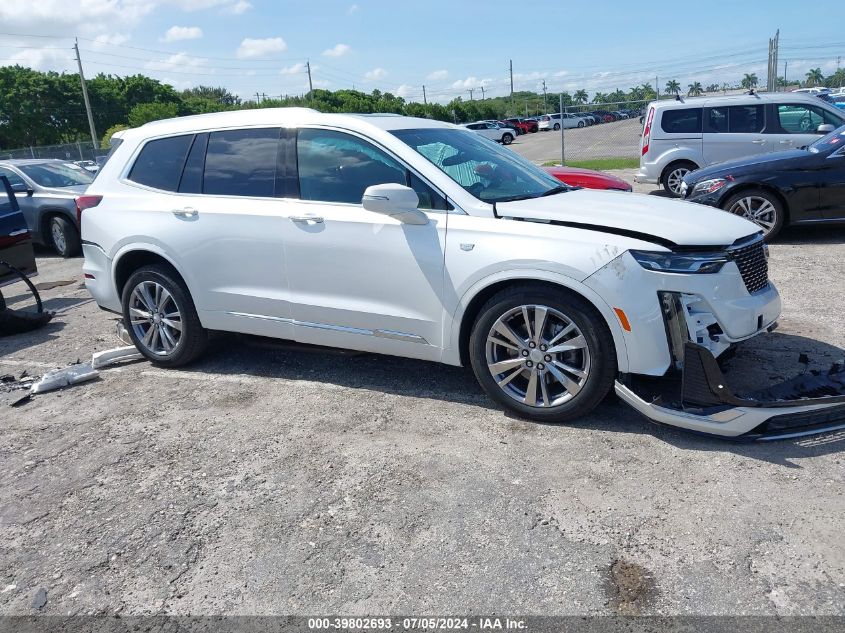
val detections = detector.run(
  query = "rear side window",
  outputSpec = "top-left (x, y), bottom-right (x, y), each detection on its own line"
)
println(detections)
top-left (203, 128), bottom-right (280, 197)
top-left (128, 135), bottom-right (193, 191)
top-left (707, 105), bottom-right (764, 133)
top-left (660, 108), bottom-right (702, 134)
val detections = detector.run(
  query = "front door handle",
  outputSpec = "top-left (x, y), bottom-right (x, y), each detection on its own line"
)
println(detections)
top-left (779, 140), bottom-right (793, 144)
top-left (290, 215), bottom-right (324, 224)
top-left (172, 207), bottom-right (198, 218)
top-left (751, 139), bottom-right (766, 145)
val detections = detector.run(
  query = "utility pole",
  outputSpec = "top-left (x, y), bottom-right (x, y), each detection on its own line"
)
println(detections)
top-left (838, 57), bottom-right (842, 87)
top-left (422, 85), bottom-right (427, 105)
top-left (509, 59), bottom-right (514, 108)
top-left (73, 39), bottom-right (98, 152)
top-left (655, 76), bottom-right (659, 100)
top-left (479, 86), bottom-right (486, 100)
top-left (542, 80), bottom-right (547, 112)
top-left (559, 92), bottom-right (565, 166)
top-left (468, 88), bottom-right (474, 101)
top-left (306, 60), bottom-right (314, 98)
top-left (784, 61), bottom-right (788, 91)
top-left (255, 92), bottom-right (261, 103)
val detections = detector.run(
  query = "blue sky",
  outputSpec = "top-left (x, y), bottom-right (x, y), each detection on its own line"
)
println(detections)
top-left (1, 0), bottom-right (843, 102)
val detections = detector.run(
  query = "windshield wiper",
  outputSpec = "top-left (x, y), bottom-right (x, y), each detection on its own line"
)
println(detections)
top-left (539, 185), bottom-right (570, 197)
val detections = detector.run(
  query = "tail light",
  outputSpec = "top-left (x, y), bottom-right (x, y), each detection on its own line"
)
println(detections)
top-left (75, 195), bottom-right (103, 228)
top-left (641, 107), bottom-right (655, 156)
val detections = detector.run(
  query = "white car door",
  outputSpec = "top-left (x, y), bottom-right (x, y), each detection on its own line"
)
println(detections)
top-left (282, 127), bottom-right (449, 361)
top-left (131, 128), bottom-right (295, 340)
top-left (702, 104), bottom-right (769, 165)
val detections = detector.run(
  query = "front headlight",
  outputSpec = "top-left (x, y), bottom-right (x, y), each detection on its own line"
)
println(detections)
top-left (630, 250), bottom-right (729, 274)
top-left (691, 178), bottom-right (729, 196)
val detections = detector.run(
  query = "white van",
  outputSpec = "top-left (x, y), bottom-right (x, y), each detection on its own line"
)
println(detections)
top-left (635, 92), bottom-right (845, 196)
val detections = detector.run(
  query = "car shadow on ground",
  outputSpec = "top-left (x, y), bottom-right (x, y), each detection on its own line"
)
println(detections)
top-left (180, 330), bottom-right (845, 466)
top-left (0, 319), bottom-right (66, 356)
top-left (776, 224), bottom-right (845, 245)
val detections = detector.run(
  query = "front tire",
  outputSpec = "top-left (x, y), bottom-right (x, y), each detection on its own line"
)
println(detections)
top-left (501, 133), bottom-right (513, 145)
top-left (553, 123), bottom-right (561, 131)
top-left (50, 215), bottom-right (80, 257)
top-left (577, 120), bottom-right (584, 128)
top-left (121, 265), bottom-right (208, 367)
top-left (722, 188), bottom-right (785, 240)
top-left (661, 161), bottom-right (696, 198)
top-left (469, 286), bottom-right (617, 423)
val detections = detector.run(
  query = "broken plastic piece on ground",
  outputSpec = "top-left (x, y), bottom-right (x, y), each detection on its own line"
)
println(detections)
top-left (30, 363), bottom-right (98, 394)
top-left (91, 345), bottom-right (143, 369)
top-left (115, 320), bottom-right (133, 346)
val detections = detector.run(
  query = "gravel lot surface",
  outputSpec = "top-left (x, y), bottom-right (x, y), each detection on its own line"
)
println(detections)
top-left (1, 178), bottom-right (844, 617)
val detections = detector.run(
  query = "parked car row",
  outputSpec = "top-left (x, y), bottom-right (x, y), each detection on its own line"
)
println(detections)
top-left (534, 108), bottom-right (640, 131)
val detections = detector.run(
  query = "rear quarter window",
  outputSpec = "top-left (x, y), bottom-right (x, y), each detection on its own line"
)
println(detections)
top-left (660, 108), bottom-right (703, 134)
top-left (128, 135), bottom-right (193, 191)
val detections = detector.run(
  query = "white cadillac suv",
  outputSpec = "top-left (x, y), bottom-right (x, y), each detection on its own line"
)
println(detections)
top-left (79, 108), bottom-right (845, 439)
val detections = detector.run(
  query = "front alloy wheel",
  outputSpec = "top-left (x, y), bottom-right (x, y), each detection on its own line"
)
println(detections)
top-left (486, 305), bottom-right (590, 408)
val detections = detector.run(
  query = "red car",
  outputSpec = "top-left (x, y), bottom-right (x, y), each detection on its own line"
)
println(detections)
top-left (543, 166), bottom-right (632, 192)
top-left (503, 118), bottom-right (537, 134)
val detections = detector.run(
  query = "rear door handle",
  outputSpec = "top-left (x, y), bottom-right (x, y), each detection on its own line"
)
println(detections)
top-left (172, 207), bottom-right (198, 218)
top-left (751, 139), bottom-right (766, 145)
top-left (779, 140), bottom-right (793, 144)
top-left (290, 215), bottom-right (324, 224)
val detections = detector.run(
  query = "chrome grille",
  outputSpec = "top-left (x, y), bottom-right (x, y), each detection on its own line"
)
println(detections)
top-left (728, 236), bottom-right (769, 294)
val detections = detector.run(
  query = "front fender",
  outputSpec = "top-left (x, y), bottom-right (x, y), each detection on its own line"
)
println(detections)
top-left (441, 268), bottom-right (631, 372)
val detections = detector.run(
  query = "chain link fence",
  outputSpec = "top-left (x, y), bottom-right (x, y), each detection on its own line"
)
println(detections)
top-left (0, 140), bottom-right (100, 162)
top-left (510, 99), bottom-right (647, 166)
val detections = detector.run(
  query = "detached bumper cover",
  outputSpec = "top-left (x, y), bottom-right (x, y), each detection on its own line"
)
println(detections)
top-left (617, 343), bottom-right (845, 440)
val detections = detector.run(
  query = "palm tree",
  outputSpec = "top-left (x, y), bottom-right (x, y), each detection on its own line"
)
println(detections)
top-left (665, 79), bottom-right (681, 95)
top-left (687, 82), bottom-right (703, 97)
top-left (740, 73), bottom-right (758, 89)
top-left (805, 67), bottom-right (824, 87)
top-left (573, 89), bottom-right (588, 105)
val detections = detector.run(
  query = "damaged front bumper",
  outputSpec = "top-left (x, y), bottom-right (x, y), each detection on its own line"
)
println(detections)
top-left (617, 342), bottom-right (845, 440)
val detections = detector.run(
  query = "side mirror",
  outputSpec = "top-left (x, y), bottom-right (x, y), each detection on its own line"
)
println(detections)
top-left (817, 124), bottom-right (836, 134)
top-left (10, 182), bottom-right (32, 195)
top-left (362, 183), bottom-right (428, 225)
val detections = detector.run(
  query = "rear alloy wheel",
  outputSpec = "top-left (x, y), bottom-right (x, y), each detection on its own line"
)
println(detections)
top-left (469, 287), bottom-right (616, 423)
top-left (662, 162), bottom-right (696, 198)
top-left (723, 189), bottom-right (785, 240)
top-left (553, 123), bottom-right (561, 131)
top-left (121, 265), bottom-right (208, 367)
top-left (502, 133), bottom-right (514, 145)
top-left (578, 120), bottom-right (585, 128)
top-left (50, 215), bottom-right (80, 257)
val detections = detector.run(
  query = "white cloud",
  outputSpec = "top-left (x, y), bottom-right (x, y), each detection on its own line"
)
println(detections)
top-left (236, 37), bottom-right (287, 59)
top-left (226, 0), bottom-right (252, 13)
top-left (144, 52), bottom-right (209, 73)
top-left (364, 67), bottom-right (387, 81)
top-left (0, 1), bottom-right (154, 36)
top-left (426, 69), bottom-right (449, 81)
top-left (395, 84), bottom-right (415, 98)
top-left (92, 33), bottom-right (130, 48)
top-left (451, 76), bottom-right (491, 90)
top-left (347, 4), bottom-right (359, 14)
top-left (280, 62), bottom-right (308, 75)
top-left (161, 26), bottom-right (203, 42)
top-left (322, 43), bottom-right (351, 57)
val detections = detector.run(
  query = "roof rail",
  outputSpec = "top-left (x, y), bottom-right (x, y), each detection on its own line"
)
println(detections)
top-left (675, 94), bottom-right (684, 103)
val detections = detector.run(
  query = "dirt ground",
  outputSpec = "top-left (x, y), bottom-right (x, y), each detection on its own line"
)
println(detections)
top-left (1, 178), bottom-right (844, 617)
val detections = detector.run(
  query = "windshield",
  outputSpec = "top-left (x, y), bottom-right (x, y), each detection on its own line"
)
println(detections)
top-left (392, 128), bottom-right (565, 203)
top-left (18, 162), bottom-right (94, 187)
top-left (808, 125), bottom-right (845, 154)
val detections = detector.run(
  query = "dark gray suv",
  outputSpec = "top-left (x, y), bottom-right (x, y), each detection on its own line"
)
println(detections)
top-left (0, 159), bottom-right (94, 257)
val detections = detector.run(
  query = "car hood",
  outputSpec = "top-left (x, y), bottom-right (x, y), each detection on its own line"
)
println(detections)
top-left (496, 189), bottom-right (759, 247)
top-left (35, 184), bottom-right (89, 197)
top-left (687, 149), bottom-right (810, 182)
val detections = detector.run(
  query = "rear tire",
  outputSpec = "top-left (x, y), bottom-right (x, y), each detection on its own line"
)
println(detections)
top-left (578, 120), bottom-right (585, 128)
top-left (661, 161), bottom-right (697, 198)
top-left (50, 215), bottom-right (80, 258)
top-left (121, 264), bottom-right (208, 367)
top-left (553, 123), bottom-right (561, 131)
top-left (502, 133), bottom-right (513, 145)
top-left (469, 286), bottom-right (617, 423)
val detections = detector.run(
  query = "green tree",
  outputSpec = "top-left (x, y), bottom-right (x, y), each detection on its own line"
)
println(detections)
top-left (573, 89), bottom-right (588, 104)
top-left (805, 68), bottom-right (824, 87)
top-left (740, 73), bottom-right (758, 89)
top-left (127, 102), bottom-right (179, 127)
top-left (101, 123), bottom-right (129, 149)
top-left (665, 79), bottom-right (681, 95)
top-left (687, 82), bottom-right (703, 97)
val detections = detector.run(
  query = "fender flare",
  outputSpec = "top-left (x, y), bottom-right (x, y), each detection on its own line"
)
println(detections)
top-left (442, 268), bottom-right (631, 373)
top-left (110, 241), bottom-right (199, 303)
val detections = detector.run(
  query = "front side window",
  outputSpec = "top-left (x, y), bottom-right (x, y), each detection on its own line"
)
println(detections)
top-left (203, 128), bottom-right (280, 197)
top-left (392, 128), bottom-right (563, 204)
top-left (129, 135), bottom-right (193, 191)
top-left (0, 167), bottom-right (26, 188)
top-left (18, 162), bottom-right (94, 188)
top-left (297, 128), bottom-right (407, 205)
top-left (660, 108), bottom-right (703, 134)
top-left (776, 104), bottom-right (843, 134)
